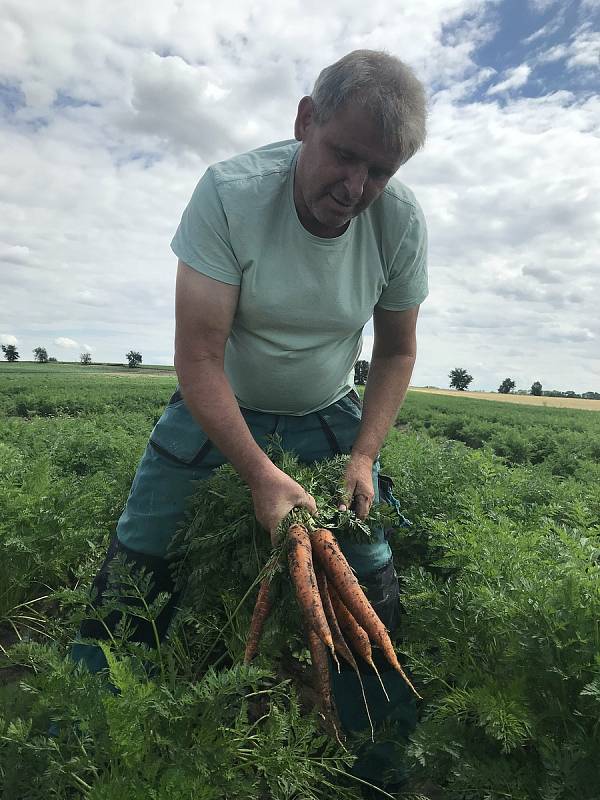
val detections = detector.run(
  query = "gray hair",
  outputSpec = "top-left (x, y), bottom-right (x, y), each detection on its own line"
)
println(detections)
top-left (311, 50), bottom-right (427, 165)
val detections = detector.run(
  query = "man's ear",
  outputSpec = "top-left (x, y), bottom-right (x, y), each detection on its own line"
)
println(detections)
top-left (294, 96), bottom-right (315, 141)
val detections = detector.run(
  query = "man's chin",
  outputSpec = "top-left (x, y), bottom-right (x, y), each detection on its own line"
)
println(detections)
top-left (314, 205), bottom-right (353, 228)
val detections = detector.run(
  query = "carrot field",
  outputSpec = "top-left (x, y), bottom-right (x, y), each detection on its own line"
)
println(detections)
top-left (1, 362), bottom-right (599, 799)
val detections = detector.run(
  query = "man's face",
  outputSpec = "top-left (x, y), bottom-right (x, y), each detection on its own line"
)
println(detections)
top-left (293, 98), bottom-right (403, 238)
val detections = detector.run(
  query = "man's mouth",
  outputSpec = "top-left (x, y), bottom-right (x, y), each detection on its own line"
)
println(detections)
top-left (329, 193), bottom-right (354, 210)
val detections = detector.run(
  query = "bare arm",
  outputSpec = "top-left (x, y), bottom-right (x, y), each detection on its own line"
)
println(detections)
top-left (341, 305), bottom-right (419, 519)
top-left (174, 260), bottom-right (316, 539)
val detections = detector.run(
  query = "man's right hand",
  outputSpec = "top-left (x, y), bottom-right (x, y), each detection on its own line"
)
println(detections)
top-left (249, 464), bottom-right (317, 546)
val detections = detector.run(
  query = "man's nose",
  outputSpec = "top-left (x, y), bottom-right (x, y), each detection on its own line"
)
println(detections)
top-left (343, 163), bottom-right (368, 201)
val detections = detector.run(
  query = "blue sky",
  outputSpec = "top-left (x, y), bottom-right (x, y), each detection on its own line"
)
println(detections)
top-left (0, 0), bottom-right (599, 392)
top-left (476, 0), bottom-right (598, 95)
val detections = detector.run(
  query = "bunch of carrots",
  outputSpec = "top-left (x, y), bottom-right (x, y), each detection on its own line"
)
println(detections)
top-left (244, 519), bottom-right (420, 738)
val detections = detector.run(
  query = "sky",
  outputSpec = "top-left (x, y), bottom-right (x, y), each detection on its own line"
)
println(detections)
top-left (0, 0), bottom-right (599, 393)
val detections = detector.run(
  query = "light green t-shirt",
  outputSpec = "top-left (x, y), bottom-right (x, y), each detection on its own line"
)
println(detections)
top-left (171, 140), bottom-right (428, 415)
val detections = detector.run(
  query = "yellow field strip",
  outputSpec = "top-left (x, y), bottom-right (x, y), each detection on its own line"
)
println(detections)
top-left (410, 387), bottom-right (600, 412)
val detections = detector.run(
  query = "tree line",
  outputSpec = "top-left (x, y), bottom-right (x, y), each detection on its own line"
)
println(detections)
top-left (448, 368), bottom-right (543, 396)
top-left (2, 349), bottom-right (598, 399)
top-left (352, 361), bottom-right (599, 400)
top-left (447, 367), bottom-right (600, 399)
top-left (1, 346), bottom-right (143, 369)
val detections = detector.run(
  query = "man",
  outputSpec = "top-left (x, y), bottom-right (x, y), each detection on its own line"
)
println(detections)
top-left (73, 49), bottom-right (428, 793)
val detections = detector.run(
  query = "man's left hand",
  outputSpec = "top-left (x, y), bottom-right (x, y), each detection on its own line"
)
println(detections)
top-left (339, 453), bottom-right (375, 520)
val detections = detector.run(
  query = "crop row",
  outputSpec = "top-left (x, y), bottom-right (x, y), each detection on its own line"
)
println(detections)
top-left (1, 372), bottom-right (599, 798)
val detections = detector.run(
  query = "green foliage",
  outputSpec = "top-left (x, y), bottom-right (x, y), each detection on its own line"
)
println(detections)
top-left (126, 350), bottom-right (142, 368)
top-left (531, 381), bottom-right (543, 396)
top-left (33, 347), bottom-right (49, 363)
top-left (167, 448), bottom-right (383, 679)
top-left (498, 377), bottom-right (515, 394)
top-left (381, 430), bottom-right (600, 797)
top-left (1, 344), bottom-right (19, 362)
top-left (0, 643), bottom-right (356, 800)
top-left (0, 369), bottom-right (173, 625)
top-left (448, 368), bottom-right (473, 391)
top-left (354, 360), bottom-right (369, 385)
top-left (398, 390), bottom-right (600, 480)
top-left (2, 367), bottom-right (600, 798)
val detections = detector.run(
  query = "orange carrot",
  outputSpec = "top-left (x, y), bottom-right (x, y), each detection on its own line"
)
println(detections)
top-left (329, 583), bottom-right (390, 703)
top-left (328, 583), bottom-right (375, 666)
top-left (317, 570), bottom-right (375, 741)
top-left (316, 570), bottom-right (353, 673)
top-left (312, 527), bottom-right (421, 699)
top-left (243, 577), bottom-right (272, 664)
top-left (306, 627), bottom-right (333, 716)
top-left (287, 524), bottom-right (335, 658)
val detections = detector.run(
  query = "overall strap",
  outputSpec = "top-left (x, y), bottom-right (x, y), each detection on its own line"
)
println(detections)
top-left (315, 411), bottom-right (343, 455)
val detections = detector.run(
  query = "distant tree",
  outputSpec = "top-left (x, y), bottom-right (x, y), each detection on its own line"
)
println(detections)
top-left (498, 377), bottom-right (516, 394)
top-left (531, 381), bottom-right (543, 396)
top-left (1, 344), bottom-right (19, 362)
top-left (126, 350), bottom-right (142, 369)
top-left (449, 367), bottom-right (473, 391)
top-left (33, 346), bottom-right (49, 363)
top-left (80, 352), bottom-right (92, 365)
top-left (354, 359), bottom-right (369, 386)
top-left (48, 357), bottom-right (58, 363)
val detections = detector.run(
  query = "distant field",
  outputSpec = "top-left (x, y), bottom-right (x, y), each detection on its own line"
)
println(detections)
top-left (4, 365), bottom-right (597, 408)
top-left (411, 386), bottom-right (600, 411)
top-left (0, 361), bottom-right (177, 377)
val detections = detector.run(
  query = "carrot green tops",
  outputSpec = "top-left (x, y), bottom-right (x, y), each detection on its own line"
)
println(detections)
top-left (171, 140), bottom-right (428, 415)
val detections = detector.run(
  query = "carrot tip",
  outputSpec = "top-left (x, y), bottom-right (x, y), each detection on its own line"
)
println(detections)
top-left (392, 663), bottom-right (422, 699)
top-left (369, 659), bottom-right (391, 703)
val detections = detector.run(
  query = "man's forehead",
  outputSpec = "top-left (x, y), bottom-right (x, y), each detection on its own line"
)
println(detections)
top-left (322, 107), bottom-right (402, 171)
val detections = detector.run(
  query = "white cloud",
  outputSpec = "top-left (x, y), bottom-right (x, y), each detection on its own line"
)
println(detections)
top-left (0, 0), bottom-right (598, 391)
top-left (528, 0), bottom-right (562, 10)
top-left (537, 23), bottom-right (600, 71)
top-left (566, 25), bottom-right (600, 69)
top-left (54, 337), bottom-right (79, 349)
top-left (0, 243), bottom-right (30, 265)
top-left (522, 16), bottom-right (565, 45)
top-left (522, 265), bottom-right (563, 284)
top-left (487, 64), bottom-right (531, 95)
top-left (0, 334), bottom-right (18, 345)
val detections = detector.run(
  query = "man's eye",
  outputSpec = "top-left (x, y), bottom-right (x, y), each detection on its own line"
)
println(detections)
top-left (337, 150), bottom-right (352, 162)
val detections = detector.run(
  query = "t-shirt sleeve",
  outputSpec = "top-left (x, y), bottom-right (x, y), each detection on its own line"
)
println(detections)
top-left (170, 168), bottom-right (242, 285)
top-left (376, 199), bottom-right (428, 311)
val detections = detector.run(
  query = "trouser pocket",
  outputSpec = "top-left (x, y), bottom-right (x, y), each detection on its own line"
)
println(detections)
top-left (148, 390), bottom-right (224, 469)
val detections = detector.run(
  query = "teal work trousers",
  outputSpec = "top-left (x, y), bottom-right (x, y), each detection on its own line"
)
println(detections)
top-left (72, 389), bottom-right (417, 787)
